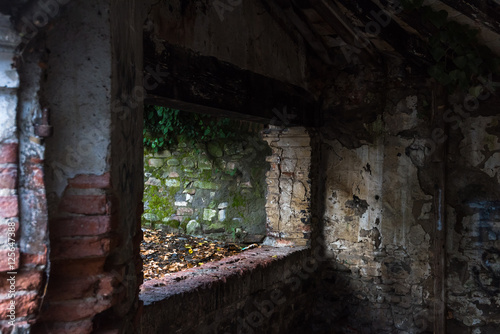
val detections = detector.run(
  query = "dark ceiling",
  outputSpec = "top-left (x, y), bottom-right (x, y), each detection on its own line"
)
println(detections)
top-left (262, 0), bottom-right (500, 68)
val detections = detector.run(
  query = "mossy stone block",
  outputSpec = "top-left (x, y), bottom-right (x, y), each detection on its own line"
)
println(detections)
top-left (207, 141), bottom-right (223, 158)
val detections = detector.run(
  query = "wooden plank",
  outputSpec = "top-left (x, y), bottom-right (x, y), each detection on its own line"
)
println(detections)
top-left (307, 0), bottom-right (380, 67)
top-left (278, 2), bottom-right (334, 65)
top-left (144, 37), bottom-right (318, 127)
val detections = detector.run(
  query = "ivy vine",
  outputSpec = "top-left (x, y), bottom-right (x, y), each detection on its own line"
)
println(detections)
top-left (143, 105), bottom-right (238, 152)
top-left (401, 0), bottom-right (500, 93)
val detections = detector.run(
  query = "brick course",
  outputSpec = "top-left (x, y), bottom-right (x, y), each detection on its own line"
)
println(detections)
top-left (0, 144), bottom-right (18, 164)
top-left (0, 196), bottom-right (19, 218)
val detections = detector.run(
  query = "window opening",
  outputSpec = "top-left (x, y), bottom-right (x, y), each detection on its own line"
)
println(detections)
top-left (141, 105), bottom-right (271, 280)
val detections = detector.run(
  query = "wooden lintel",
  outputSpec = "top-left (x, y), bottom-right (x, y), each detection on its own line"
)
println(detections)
top-left (144, 37), bottom-right (317, 127)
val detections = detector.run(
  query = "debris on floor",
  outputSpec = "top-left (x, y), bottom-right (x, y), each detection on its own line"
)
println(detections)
top-left (140, 228), bottom-right (248, 280)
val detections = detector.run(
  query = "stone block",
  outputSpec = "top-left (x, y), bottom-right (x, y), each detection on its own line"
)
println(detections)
top-left (269, 136), bottom-right (310, 148)
top-left (167, 158), bottom-right (180, 166)
top-left (145, 177), bottom-right (161, 186)
top-left (207, 141), bottom-right (223, 157)
top-left (182, 157), bottom-right (195, 168)
top-left (194, 180), bottom-right (219, 190)
top-left (165, 179), bottom-right (180, 187)
top-left (218, 202), bottom-right (229, 209)
top-left (154, 150), bottom-right (171, 158)
top-left (186, 220), bottom-right (202, 235)
top-left (203, 209), bottom-right (217, 221)
top-left (148, 159), bottom-right (164, 168)
top-left (218, 210), bottom-right (226, 221)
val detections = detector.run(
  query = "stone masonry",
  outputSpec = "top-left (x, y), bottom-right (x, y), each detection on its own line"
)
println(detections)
top-left (263, 126), bottom-right (312, 247)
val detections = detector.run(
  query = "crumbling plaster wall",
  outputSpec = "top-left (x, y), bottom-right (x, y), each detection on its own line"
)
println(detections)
top-left (315, 65), bottom-right (500, 333)
top-left (144, 0), bottom-right (309, 89)
top-left (32, 0), bottom-right (144, 332)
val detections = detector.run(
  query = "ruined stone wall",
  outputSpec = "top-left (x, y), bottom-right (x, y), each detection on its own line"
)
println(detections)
top-left (263, 127), bottom-right (312, 247)
top-left (444, 91), bottom-right (500, 333)
top-left (143, 126), bottom-right (270, 242)
top-left (315, 68), bottom-right (500, 333)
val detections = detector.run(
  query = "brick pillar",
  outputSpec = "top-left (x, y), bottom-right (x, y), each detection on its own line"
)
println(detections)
top-left (34, 0), bottom-right (144, 332)
top-left (0, 13), bottom-right (37, 333)
top-left (262, 126), bottom-right (312, 246)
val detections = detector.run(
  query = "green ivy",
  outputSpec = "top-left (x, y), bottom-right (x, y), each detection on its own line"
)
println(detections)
top-left (401, 0), bottom-right (500, 93)
top-left (144, 105), bottom-right (237, 152)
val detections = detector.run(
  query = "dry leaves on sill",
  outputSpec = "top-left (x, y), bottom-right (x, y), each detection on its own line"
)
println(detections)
top-left (140, 228), bottom-right (248, 280)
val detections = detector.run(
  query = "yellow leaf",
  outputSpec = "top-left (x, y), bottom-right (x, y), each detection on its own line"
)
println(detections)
top-left (189, 249), bottom-right (193, 254)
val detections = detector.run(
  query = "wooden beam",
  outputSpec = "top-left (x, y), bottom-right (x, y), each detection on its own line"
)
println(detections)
top-left (143, 37), bottom-right (318, 127)
top-left (306, 0), bottom-right (381, 67)
top-left (332, 0), bottom-right (433, 68)
top-left (267, 0), bottom-right (334, 65)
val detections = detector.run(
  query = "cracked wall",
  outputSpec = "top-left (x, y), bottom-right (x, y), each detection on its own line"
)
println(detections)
top-left (315, 67), bottom-right (500, 333)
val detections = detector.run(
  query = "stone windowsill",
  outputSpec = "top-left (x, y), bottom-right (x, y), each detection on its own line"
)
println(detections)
top-left (139, 245), bottom-right (308, 306)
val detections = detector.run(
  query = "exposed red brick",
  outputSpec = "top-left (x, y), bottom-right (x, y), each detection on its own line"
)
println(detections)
top-left (0, 221), bottom-right (19, 240)
top-left (40, 297), bottom-right (112, 322)
top-left (51, 258), bottom-right (106, 278)
top-left (21, 249), bottom-right (47, 268)
top-left (68, 173), bottom-right (111, 189)
top-left (27, 165), bottom-right (44, 188)
top-left (0, 292), bottom-right (38, 318)
top-left (0, 196), bottom-right (18, 218)
top-left (51, 216), bottom-right (112, 238)
top-left (0, 144), bottom-right (18, 164)
top-left (0, 168), bottom-right (17, 189)
top-left (52, 237), bottom-right (111, 260)
top-left (59, 195), bottom-right (106, 215)
top-left (0, 248), bottom-right (19, 272)
top-left (0, 270), bottom-right (42, 291)
top-left (46, 273), bottom-right (115, 301)
top-left (33, 319), bottom-right (93, 334)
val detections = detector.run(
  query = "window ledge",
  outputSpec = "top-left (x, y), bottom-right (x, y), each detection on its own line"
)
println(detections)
top-left (139, 245), bottom-right (308, 306)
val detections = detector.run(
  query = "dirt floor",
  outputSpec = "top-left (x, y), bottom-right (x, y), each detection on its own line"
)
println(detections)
top-left (141, 228), bottom-right (249, 280)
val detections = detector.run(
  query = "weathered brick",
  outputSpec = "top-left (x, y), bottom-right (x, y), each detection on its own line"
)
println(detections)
top-left (27, 164), bottom-right (44, 188)
top-left (0, 292), bottom-right (38, 318)
top-left (51, 258), bottom-right (106, 278)
top-left (0, 196), bottom-right (18, 218)
top-left (59, 195), bottom-right (107, 215)
top-left (52, 237), bottom-right (111, 260)
top-left (0, 270), bottom-right (42, 291)
top-left (21, 249), bottom-right (47, 268)
top-left (0, 220), bottom-right (18, 240)
top-left (68, 173), bottom-right (111, 189)
top-left (40, 297), bottom-right (112, 322)
top-left (0, 143), bottom-right (17, 164)
top-left (47, 273), bottom-right (115, 301)
top-left (0, 248), bottom-right (19, 272)
top-left (51, 216), bottom-right (112, 238)
top-left (34, 319), bottom-right (93, 334)
top-left (0, 168), bottom-right (17, 189)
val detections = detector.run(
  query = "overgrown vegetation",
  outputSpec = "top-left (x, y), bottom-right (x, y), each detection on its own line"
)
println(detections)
top-left (401, 0), bottom-right (500, 93)
top-left (143, 105), bottom-right (238, 152)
